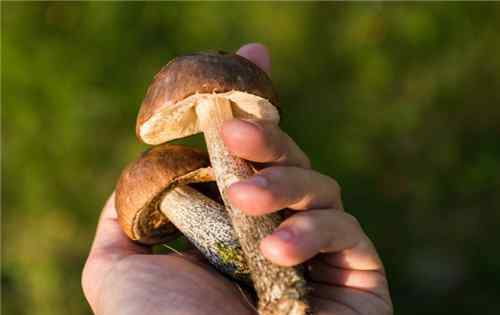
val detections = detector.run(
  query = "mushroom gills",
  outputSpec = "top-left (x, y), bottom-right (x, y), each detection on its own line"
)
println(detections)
top-left (160, 184), bottom-right (250, 281)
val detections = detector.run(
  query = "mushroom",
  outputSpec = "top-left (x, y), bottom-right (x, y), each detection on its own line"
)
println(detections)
top-left (136, 52), bottom-right (308, 315)
top-left (115, 143), bottom-right (249, 280)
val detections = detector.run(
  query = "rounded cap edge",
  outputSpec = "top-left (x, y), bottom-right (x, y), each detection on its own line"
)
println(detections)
top-left (136, 52), bottom-right (279, 143)
top-left (115, 144), bottom-right (211, 244)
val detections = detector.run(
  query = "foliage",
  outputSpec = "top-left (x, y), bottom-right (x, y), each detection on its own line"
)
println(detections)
top-left (2, 2), bottom-right (500, 314)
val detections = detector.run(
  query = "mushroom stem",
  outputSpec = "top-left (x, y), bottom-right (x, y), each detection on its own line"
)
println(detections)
top-left (160, 185), bottom-right (249, 280)
top-left (196, 96), bottom-right (309, 315)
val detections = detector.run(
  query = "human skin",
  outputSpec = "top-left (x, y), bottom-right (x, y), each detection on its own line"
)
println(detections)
top-left (82, 43), bottom-right (393, 315)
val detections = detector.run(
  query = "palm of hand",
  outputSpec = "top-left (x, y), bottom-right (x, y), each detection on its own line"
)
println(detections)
top-left (94, 253), bottom-right (255, 315)
top-left (89, 250), bottom-right (391, 315)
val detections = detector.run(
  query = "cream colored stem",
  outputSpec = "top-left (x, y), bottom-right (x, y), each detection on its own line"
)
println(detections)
top-left (196, 96), bottom-right (309, 315)
top-left (160, 185), bottom-right (248, 280)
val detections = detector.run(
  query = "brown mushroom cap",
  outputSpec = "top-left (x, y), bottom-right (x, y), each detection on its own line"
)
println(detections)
top-left (136, 51), bottom-right (280, 145)
top-left (115, 143), bottom-right (213, 244)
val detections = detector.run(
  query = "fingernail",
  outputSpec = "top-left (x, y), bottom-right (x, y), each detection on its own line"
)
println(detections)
top-left (273, 228), bottom-right (294, 242)
top-left (242, 175), bottom-right (268, 188)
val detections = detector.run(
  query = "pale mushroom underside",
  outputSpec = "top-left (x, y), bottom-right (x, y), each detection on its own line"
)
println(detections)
top-left (139, 91), bottom-right (280, 145)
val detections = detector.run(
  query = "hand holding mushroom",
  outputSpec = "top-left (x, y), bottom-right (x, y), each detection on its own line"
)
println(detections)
top-left (136, 50), bottom-right (308, 314)
top-left (82, 43), bottom-right (393, 315)
top-left (115, 144), bottom-right (249, 280)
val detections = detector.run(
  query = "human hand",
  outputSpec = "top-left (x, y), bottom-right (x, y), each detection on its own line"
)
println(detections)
top-left (82, 43), bottom-right (393, 315)
top-left (82, 192), bottom-right (256, 315)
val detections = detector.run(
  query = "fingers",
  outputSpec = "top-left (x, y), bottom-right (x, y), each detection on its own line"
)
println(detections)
top-left (260, 209), bottom-right (357, 266)
top-left (233, 45), bottom-right (386, 306)
top-left (222, 119), bottom-right (311, 168)
top-left (236, 43), bottom-right (271, 74)
top-left (308, 260), bottom-right (390, 301)
top-left (227, 166), bottom-right (341, 215)
top-left (320, 237), bottom-right (384, 271)
top-left (260, 210), bottom-right (382, 270)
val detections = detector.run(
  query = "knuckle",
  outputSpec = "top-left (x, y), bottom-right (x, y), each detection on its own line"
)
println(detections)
top-left (301, 155), bottom-right (312, 169)
top-left (258, 123), bottom-right (312, 168)
top-left (285, 211), bottom-right (317, 232)
top-left (268, 144), bottom-right (287, 162)
top-left (268, 128), bottom-right (293, 162)
top-left (259, 189), bottom-right (279, 210)
top-left (299, 213), bottom-right (318, 231)
top-left (330, 177), bottom-right (342, 195)
top-left (343, 212), bottom-right (361, 229)
top-left (253, 120), bottom-right (276, 141)
top-left (260, 166), bottom-right (287, 182)
top-left (269, 133), bottom-right (289, 162)
top-left (252, 123), bottom-right (287, 162)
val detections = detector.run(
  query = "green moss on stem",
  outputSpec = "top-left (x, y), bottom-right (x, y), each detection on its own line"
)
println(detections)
top-left (214, 242), bottom-right (251, 280)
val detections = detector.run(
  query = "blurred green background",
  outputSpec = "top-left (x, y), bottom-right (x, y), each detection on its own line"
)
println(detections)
top-left (3, 2), bottom-right (500, 314)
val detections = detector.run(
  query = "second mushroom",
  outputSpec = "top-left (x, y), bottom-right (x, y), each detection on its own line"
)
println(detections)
top-left (115, 143), bottom-right (249, 280)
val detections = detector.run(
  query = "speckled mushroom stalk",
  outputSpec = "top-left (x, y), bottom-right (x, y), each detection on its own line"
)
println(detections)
top-left (196, 97), bottom-right (309, 315)
top-left (160, 185), bottom-right (248, 279)
top-left (115, 144), bottom-right (249, 280)
top-left (136, 52), bottom-right (309, 315)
